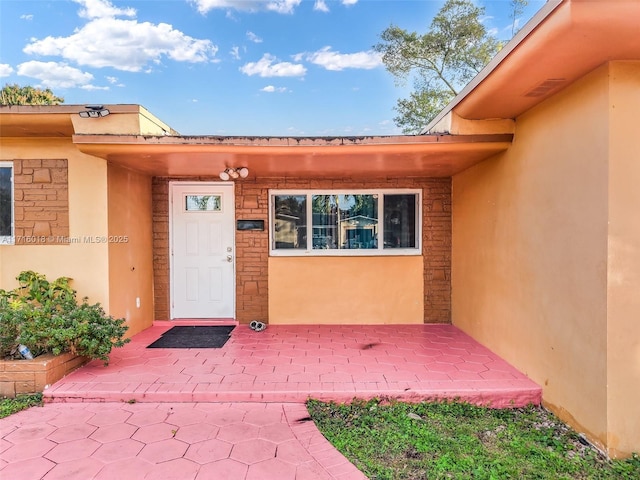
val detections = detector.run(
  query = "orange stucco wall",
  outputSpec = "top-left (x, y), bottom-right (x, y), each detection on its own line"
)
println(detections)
top-left (269, 256), bottom-right (424, 324)
top-left (451, 62), bottom-right (640, 457)
top-left (107, 164), bottom-right (154, 337)
top-left (605, 61), bottom-right (640, 458)
top-left (0, 137), bottom-right (110, 305)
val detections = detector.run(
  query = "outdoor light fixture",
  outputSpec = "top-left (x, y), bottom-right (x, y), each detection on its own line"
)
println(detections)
top-left (219, 167), bottom-right (249, 181)
top-left (78, 105), bottom-right (110, 118)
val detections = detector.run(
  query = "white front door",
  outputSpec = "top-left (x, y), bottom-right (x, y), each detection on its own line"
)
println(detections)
top-left (170, 182), bottom-right (235, 319)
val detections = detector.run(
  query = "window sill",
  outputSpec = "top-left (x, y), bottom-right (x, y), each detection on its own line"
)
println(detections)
top-left (269, 249), bottom-right (421, 257)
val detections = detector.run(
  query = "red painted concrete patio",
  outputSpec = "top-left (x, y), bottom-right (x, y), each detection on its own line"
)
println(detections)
top-left (44, 323), bottom-right (541, 406)
top-left (0, 324), bottom-right (541, 479)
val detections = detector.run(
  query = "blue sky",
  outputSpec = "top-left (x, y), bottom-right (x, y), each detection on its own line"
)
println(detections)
top-left (0, 0), bottom-right (544, 136)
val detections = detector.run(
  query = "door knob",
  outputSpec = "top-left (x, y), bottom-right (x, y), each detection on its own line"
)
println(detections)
top-left (226, 255), bottom-right (233, 262)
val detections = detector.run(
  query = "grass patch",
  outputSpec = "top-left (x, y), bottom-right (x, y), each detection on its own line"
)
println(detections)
top-left (307, 399), bottom-right (640, 479)
top-left (0, 393), bottom-right (43, 418)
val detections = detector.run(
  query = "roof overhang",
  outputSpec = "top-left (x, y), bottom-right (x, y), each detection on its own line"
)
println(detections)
top-left (424, 0), bottom-right (640, 133)
top-left (0, 104), bottom-right (176, 137)
top-left (73, 133), bottom-right (513, 178)
top-left (0, 105), bottom-right (79, 137)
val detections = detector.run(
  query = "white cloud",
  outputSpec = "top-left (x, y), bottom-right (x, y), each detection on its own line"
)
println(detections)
top-left (190, 0), bottom-right (260, 14)
top-left (0, 64), bottom-right (14, 77)
top-left (81, 84), bottom-right (109, 90)
top-left (341, 0), bottom-right (357, 5)
top-left (74, 0), bottom-right (136, 19)
top-left (106, 76), bottom-right (124, 87)
top-left (246, 31), bottom-right (263, 43)
top-left (261, 85), bottom-right (287, 92)
top-left (266, 0), bottom-right (301, 14)
top-left (16, 61), bottom-right (95, 89)
top-left (314, 0), bottom-right (329, 13)
top-left (240, 54), bottom-right (306, 77)
top-left (20, 14), bottom-right (34, 21)
top-left (304, 46), bottom-right (382, 71)
top-left (190, 0), bottom-right (301, 14)
top-left (24, 17), bottom-right (218, 72)
top-left (230, 46), bottom-right (241, 60)
top-left (501, 18), bottom-right (522, 34)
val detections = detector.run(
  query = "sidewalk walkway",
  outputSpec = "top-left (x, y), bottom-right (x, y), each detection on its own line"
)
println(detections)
top-left (0, 401), bottom-right (364, 480)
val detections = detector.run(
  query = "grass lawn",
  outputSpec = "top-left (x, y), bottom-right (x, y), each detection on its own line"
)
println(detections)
top-left (308, 399), bottom-right (640, 480)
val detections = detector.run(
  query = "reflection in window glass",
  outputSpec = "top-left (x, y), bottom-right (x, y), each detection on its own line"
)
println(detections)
top-left (185, 195), bottom-right (221, 211)
top-left (0, 166), bottom-right (12, 237)
top-left (273, 195), bottom-right (307, 249)
top-left (312, 194), bottom-right (378, 249)
top-left (384, 194), bottom-right (416, 248)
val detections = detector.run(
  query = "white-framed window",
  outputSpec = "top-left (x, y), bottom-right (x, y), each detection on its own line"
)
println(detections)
top-left (0, 161), bottom-right (13, 245)
top-left (269, 189), bottom-right (421, 256)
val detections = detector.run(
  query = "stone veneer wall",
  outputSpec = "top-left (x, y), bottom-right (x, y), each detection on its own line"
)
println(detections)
top-left (152, 177), bottom-right (451, 324)
top-left (13, 159), bottom-right (69, 245)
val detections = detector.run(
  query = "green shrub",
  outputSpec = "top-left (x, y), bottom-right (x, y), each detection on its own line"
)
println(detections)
top-left (0, 271), bottom-right (129, 365)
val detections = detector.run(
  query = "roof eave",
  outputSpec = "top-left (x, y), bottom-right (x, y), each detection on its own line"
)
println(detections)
top-left (421, 0), bottom-right (563, 134)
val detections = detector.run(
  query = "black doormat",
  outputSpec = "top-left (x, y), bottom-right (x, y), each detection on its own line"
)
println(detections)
top-left (147, 325), bottom-right (235, 349)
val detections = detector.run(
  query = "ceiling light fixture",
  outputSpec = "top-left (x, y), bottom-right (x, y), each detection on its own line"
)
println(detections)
top-left (79, 105), bottom-right (110, 118)
top-left (219, 167), bottom-right (249, 181)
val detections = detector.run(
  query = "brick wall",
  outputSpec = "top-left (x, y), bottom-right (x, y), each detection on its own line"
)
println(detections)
top-left (152, 176), bottom-right (451, 324)
top-left (13, 159), bottom-right (69, 245)
top-left (152, 177), bottom-right (171, 321)
top-left (422, 179), bottom-right (452, 323)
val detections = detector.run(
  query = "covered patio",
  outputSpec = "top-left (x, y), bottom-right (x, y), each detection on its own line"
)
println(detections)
top-left (44, 323), bottom-right (540, 407)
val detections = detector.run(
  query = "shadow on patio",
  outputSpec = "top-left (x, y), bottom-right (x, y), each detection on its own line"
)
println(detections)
top-left (44, 323), bottom-right (541, 407)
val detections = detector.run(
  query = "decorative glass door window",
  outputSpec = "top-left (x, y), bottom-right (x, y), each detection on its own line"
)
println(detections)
top-left (270, 190), bottom-right (421, 256)
top-left (185, 195), bottom-right (221, 212)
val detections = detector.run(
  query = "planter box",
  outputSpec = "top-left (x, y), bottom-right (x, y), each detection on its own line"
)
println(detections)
top-left (0, 352), bottom-right (88, 398)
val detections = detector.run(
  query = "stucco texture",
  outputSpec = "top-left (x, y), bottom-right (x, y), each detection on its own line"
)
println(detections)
top-left (451, 61), bottom-right (640, 457)
top-left (269, 256), bottom-right (424, 324)
top-left (605, 61), bottom-right (640, 458)
top-left (107, 164), bottom-right (155, 337)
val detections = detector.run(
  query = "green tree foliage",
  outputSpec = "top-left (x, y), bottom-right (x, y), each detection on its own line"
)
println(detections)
top-left (0, 84), bottom-right (64, 105)
top-left (374, 0), bottom-right (502, 133)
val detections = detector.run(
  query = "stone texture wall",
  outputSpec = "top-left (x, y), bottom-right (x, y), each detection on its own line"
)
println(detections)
top-left (13, 159), bottom-right (69, 244)
top-left (152, 177), bottom-right (171, 321)
top-left (152, 176), bottom-right (451, 324)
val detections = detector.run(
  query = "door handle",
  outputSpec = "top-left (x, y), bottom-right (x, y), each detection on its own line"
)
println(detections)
top-left (226, 255), bottom-right (233, 262)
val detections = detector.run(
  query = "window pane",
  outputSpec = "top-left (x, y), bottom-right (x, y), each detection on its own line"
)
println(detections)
top-left (312, 194), bottom-right (378, 249)
top-left (0, 167), bottom-right (11, 237)
top-left (273, 195), bottom-right (307, 249)
top-left (383, 194), bottom-right (416, 248)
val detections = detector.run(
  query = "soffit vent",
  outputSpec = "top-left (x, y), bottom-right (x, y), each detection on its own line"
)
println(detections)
top-left (524, 78), bottom-right (566, 97)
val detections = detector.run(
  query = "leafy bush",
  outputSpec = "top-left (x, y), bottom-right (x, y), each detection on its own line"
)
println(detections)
top-left (0, 271), bottom-right (129, 365)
